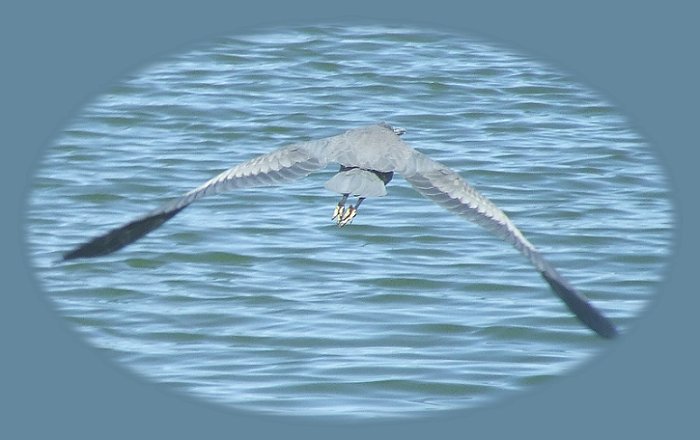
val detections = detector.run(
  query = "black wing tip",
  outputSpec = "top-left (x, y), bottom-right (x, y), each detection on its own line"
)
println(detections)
top-left (62, 232), bottom-right (131, 261)
top-left (588, 315), bottom-right (619, 340)
top-left (62, 247), bottom-right (97, 261)
top-left (62, 206), bottom-right (186, 261)
top-left (62, 240), bottom-right (116, 261)
top-left (540, 269), bottom-right (619, 339)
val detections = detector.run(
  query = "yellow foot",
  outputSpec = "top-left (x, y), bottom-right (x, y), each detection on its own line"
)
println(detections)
top-left (332, 204), bottom-right (345, 221)
top-left (338, 206), bottom-right (357, 227)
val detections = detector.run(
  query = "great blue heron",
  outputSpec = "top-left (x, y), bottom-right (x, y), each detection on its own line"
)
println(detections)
top-left (63, 123), bottom-right (618, 338)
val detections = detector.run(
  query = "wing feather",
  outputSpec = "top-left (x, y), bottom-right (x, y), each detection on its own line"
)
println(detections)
top-left (63, 143), bottom-right (327, 260)
top-left (61, 123), bottom-right (617, 337)
top-left (402, 153), bottom-right (618, 338)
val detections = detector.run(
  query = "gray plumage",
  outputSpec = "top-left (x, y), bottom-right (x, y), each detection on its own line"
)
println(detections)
top-left (324, 168), bottom-right (390, 197)
top-left (63, 123), bottom-right (618, 338)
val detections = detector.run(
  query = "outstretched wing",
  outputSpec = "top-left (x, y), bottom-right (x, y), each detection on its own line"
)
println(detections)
top-left (62, 142), bottom-right (328, 260)
top-left (401, 152), bottom-right (618, 338)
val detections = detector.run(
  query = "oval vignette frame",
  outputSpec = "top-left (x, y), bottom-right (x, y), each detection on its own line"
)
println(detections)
top-left (24, 21), bottom-right (672, 422)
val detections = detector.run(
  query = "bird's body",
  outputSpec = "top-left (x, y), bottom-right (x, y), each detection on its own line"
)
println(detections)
top-left (63, 123), bottom-right (618, 338)
top-left (325, 166), bottom-right (393, 198)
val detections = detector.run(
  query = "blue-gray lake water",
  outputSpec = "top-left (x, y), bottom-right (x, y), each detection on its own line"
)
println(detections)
top-left (26, 24), bottom-right (673, 419)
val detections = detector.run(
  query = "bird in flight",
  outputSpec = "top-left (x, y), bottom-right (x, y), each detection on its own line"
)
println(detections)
top-left (63, 123), bottom-right (618, 338)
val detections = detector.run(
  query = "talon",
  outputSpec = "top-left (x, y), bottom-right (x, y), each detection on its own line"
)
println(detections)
top-left (332, 204), bottom-right (344, 221)
top-left (338, 206), bottom-right (357, 227)
top-left (332, 193), bottom-right (350, 223)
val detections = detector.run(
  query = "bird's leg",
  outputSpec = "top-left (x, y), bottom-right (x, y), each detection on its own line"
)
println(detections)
top-left (338, 197), bottom-right (364, 227)
top-left (332, 193), bottom-right (349, 222)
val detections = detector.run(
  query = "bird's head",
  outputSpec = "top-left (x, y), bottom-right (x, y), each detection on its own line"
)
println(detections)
top-left (379, 122), bottom-right (406, 136)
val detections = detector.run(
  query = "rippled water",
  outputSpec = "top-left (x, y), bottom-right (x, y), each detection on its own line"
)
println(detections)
top-left (26, 24), bottom-right (673, 418)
